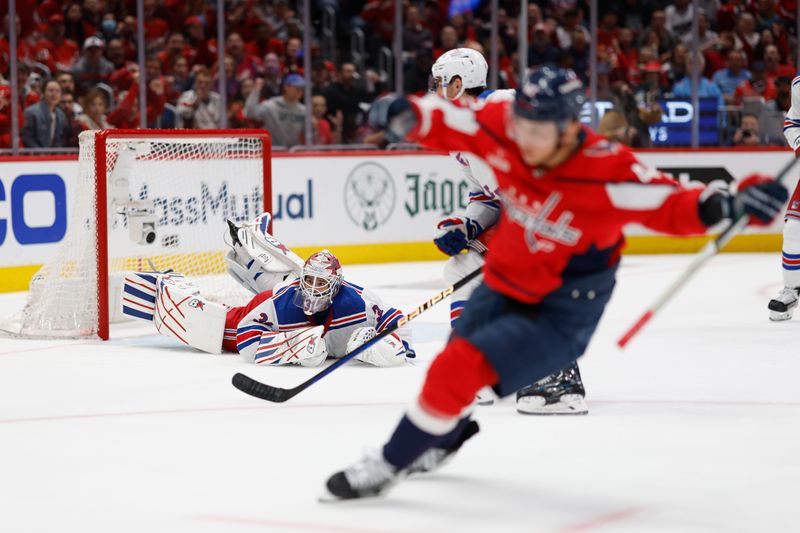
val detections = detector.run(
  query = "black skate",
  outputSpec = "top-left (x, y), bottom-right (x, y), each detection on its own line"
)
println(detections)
top-left (516, 362), bottom-right (588, 415)
top-left (322, 450), bottom-right (401, 501)
top-left (768, 287), bottom-right (800, 321)
top-left (406, 420), bottom-right (480, 475)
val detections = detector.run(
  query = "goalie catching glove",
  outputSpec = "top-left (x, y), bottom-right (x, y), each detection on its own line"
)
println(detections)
top-left (346, 327), bottom-right (407, 367)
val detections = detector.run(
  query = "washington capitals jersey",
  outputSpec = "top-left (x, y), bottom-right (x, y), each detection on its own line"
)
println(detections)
top-left (407, 94), bottom-right (710, 304)
top-left (224, 277), bottom-right (414, 359)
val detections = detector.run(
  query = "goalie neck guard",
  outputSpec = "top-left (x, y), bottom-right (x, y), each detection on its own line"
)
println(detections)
top-left (294, 250), bottom-right (343, 315)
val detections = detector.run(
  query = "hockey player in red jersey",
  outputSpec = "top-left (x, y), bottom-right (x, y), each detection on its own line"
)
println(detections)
top-left (322, 68), bottom-right (788, 500)
top-left (430, 47), bottom-right (589, 415)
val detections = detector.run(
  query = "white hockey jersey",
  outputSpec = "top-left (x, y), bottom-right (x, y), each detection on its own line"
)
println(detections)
top-left (447, 89), bottom-right (515, 233)
top-left (784, 74), bottom-right (800, 152)
top-left (230, 277), bottom-right (414, 364)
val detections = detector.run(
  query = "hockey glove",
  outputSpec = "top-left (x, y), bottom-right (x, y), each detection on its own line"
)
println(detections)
top-left (346, 327), bottom-right (407, 367)
top-left (367, 95), bottom-right (417, 143)
top-left (699, 174), bottom-right (788, 227)
top-left (434, 216), bottom-right (483, 256)
top-left (734, 174), bottom-right (789, 225)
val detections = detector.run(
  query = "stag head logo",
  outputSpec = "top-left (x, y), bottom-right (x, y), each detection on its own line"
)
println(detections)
top-left (344, 162), bottom-right (396, 231)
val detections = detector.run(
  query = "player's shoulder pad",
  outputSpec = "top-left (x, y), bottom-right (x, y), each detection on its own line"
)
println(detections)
top-left (332, 282), bottom-right (369, 314)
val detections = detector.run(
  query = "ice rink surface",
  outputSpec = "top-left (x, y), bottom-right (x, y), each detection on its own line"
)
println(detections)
top-left (1, 253), bottom-right (798, 533)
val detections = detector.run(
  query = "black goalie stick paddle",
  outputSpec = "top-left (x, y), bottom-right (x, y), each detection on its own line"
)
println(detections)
top-left (231, 266), bottom-right (483, 403)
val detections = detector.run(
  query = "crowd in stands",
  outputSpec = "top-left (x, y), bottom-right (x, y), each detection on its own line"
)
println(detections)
top-left (0, 0), bottom-right (798, 150)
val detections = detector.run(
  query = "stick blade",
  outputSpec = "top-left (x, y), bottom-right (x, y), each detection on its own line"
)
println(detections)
top-left (232, 373), bottom-right (293, 403)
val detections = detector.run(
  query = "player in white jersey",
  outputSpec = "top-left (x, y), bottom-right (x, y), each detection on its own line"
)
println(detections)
top-left (430, 48), bottom-right (587, 415)
top-left (121, 213), bottom-right (415, 367)
top-left (769, 73), bottom-right (800, 320)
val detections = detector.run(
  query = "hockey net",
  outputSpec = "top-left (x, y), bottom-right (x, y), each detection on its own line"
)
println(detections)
top-left (2, 129), bottom-right (271, 340)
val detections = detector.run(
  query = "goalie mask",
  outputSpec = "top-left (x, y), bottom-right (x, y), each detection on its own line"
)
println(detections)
top-left (294, 250), bottom-right (343, 315)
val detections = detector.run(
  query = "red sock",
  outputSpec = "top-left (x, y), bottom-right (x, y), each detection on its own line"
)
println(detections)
top-left (418, 337), bottom-right (499, 419)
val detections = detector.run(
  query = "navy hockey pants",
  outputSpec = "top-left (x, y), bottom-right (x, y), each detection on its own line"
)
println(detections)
top-left (452, 266), bottom-right (618, 397)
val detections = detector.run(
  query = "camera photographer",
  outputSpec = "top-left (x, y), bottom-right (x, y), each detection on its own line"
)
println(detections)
top-left (732, 113), bottom-right (762, 146)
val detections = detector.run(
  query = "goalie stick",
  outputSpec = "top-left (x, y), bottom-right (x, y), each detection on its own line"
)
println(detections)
top-left (232, 265), bottom-right (484, 402)
top-left (617, 155), bottom-right (800, 348)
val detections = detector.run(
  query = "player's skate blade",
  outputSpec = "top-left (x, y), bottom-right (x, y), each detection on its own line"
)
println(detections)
top-left (516, 363), bottom-right (588, 415)
top-left (320, 450), bottom-right (401, 502)
top-left (516, 393), bottom-right (588, 415)
top-left (768, 287), bottom-right (799, 321)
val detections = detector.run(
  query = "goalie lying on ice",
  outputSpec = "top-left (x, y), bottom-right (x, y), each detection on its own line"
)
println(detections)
top-left (121, 214), bottom-right (415, 367)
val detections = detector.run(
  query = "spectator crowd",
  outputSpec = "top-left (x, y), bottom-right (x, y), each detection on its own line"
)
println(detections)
top-left (0, 0), bottom-right (798, 150)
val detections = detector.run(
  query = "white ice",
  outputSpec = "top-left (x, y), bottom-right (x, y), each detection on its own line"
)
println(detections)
top-left (1, 254), bottom-right (798, 533)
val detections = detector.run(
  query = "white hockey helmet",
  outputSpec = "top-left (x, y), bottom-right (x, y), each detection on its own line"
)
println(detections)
top-left (295, 249), bottom-right (343, 315)
top-left (431, 48), bottom-right (488, 99)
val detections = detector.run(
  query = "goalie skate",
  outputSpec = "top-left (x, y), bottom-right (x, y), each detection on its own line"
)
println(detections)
top-left (768, 287), bottom-right (799, 321)
top-left (321, 449), bottom-right (402, 502)
top-left (516, 362), bottom-right (588, 415)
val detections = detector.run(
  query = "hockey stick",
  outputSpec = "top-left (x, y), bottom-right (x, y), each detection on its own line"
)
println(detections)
top-left (232, 266), bottom-right (484, 402)
top-left (617, 155), bottom-right (800, 349)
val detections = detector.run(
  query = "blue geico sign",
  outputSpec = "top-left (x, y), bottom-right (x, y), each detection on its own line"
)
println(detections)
top-left (0, 173), bottom-right (67, 246)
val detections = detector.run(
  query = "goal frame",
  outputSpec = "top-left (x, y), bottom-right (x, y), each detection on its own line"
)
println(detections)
top-left (93, 129), bottom-right (272, 340)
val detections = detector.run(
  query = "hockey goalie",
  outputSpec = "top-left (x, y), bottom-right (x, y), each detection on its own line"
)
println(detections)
top-left (121, 213), bottom-right (415, 367)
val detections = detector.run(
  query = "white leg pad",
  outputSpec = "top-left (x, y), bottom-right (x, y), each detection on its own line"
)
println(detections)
top-left (226, 213), bottom-right (303, 294)
top-left (121, 272), bottom-right (158, 322)
top-left (154, 274), bottom-right (228, 354)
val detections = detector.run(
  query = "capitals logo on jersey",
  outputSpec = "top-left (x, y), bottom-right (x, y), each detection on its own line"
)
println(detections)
top-left (501, 190), bottom-right (582, 253)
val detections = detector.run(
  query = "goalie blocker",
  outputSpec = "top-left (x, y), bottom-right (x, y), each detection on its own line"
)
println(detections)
top-left (121, 214), bottom-right (415, 367)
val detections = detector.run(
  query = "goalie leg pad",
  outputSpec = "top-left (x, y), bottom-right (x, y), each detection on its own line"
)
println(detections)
top-left (154, 274), bottom-right (228, 354)
top-left (226, 212), bottom-right (303, 294)
top-left (347, 327), bottom-right (407, 367)
top-left (226, 250), bottom-right (293, 295)
top-left (121, 272), bottom-right (158, 321)
top-left (237, 325), bottom-right (328, 367)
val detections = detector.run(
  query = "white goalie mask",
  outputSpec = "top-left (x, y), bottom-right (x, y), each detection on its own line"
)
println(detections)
top-left (294, 250), bottom-right (343, 315)
top-left (430, 48), bottom-right (488, 100)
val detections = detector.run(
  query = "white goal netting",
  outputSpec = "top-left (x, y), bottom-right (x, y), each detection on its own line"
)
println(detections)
top-left (2, 129), bottom-right (270, 338)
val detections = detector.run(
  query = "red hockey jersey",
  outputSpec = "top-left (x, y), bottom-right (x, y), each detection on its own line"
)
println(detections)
top-left (407, 95), bottom-right (709, 303)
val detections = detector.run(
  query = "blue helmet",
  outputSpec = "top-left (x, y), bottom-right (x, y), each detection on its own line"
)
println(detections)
top-left (513, 67), bottom-right (586, 126)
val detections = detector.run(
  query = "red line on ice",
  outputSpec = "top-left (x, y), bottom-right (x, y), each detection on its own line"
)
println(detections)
top-left (194, 514), bottom-right (411, 533)
top-left (0, 402), bottom-right (407, 425)
top-left (551, 507), bottom-right (641, 533)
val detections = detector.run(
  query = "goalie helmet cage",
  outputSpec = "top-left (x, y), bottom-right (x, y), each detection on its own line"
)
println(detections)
top-left (10, 129), bottom-right (272, 341)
